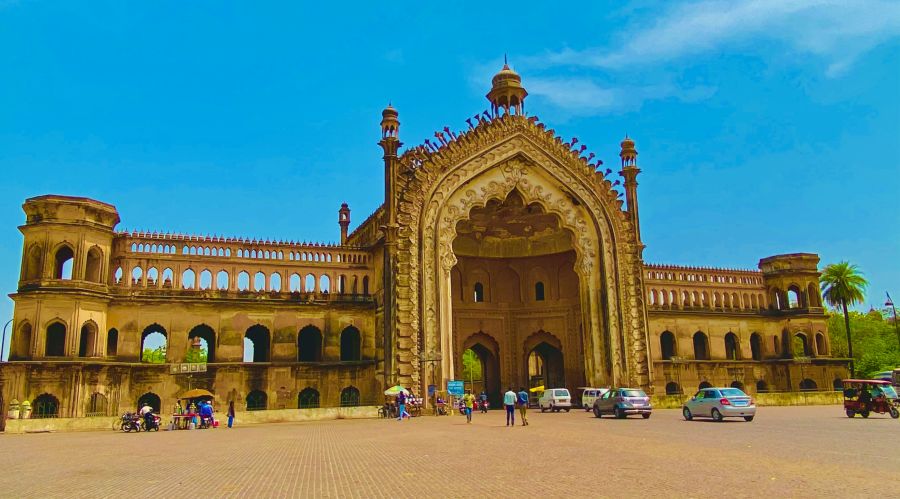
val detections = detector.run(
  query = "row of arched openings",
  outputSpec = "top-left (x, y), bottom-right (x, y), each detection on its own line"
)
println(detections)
top-left (647, 288), bottom-right (766, 311)
top-left (137, 324), bottom-right (363, 363)
top-left (664, 378), bottom-right (823, 396)
top-left (115, 266), bottom-right (370, 295)
top-left (659, 330), bottom-right (827, 361)
top-left (23, 244), bottom-right (103, 283)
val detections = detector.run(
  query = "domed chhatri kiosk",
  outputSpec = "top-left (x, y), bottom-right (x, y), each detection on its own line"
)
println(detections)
top-left (2, 64), bottom-right (847, 422)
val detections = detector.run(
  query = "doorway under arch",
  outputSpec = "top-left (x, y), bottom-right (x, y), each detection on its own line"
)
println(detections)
top-left (527, 339), bottom-right (565, 390)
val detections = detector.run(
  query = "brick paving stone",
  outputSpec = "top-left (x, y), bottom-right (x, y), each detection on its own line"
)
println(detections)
top-left (0, 405), bottom-right (896, 498)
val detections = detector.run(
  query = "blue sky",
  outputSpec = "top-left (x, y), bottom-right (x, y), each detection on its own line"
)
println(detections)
top-left (1, 1), bottom-right (899, 355)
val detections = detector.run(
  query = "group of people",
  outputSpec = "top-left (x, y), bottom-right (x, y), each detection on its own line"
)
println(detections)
top-left (460, 387), bottom-right (530, 426)
top-left (172, 399), bottom-right (237, 429)
top-left (382, 391), bottom-right (421, 421)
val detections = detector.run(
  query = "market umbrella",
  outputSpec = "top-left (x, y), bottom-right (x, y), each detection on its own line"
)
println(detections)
top-left (179, 388), bottom-right (215, 400)
top-left (384, 385), bottom-right (410, 396)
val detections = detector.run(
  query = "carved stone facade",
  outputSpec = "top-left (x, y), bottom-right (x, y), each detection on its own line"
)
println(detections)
top-left (1, 64), bottom-right (847, 421)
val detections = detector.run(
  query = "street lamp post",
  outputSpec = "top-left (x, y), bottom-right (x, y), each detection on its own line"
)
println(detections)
top-left (886, 292), bottom-right (900, 350)
top-left (0, 319), bottom-right (13, 362)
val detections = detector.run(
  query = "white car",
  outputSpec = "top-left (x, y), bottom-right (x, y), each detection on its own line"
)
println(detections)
top-left (539, 388), bottom-right (572, 412)
top-left (580, 388), bottom-right (610, 411)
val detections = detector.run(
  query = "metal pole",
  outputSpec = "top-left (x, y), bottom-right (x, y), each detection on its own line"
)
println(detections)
top-left (887, 292), bottom-right (900, 350)
top-left (0, 319), bottom-right (13, 362)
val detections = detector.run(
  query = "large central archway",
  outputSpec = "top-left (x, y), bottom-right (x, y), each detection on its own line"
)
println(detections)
top-left (392, 116), bottom-right (651, 397)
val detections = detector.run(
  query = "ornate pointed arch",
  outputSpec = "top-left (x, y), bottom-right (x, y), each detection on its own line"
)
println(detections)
top-left (392, 114), bottom-right (650, 392)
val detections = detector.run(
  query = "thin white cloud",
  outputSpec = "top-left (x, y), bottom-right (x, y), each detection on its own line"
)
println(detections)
top-left (526, 78), bottom-right (715, 115)
top-left (541, 0), bottom-right (900, 76)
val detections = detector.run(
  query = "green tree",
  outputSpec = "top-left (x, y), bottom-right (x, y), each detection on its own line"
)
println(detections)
top-left (460, 349), bottom-right (482, 385)
top-left (185, 346), bottom-right (208, 363)
top-left (821, 262), bottom-right (867, 376)
top-left (827, 311), bottom-right (900, 378)
top-left (142, 345), bottom-right (167, 364)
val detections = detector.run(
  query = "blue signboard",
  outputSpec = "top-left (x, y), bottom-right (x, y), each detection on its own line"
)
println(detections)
top-left (447, 380), bottom-right (464, 396)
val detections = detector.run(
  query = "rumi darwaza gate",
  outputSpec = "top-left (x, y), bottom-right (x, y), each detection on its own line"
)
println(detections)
top-left (2, 64), bottom-right (848, 419)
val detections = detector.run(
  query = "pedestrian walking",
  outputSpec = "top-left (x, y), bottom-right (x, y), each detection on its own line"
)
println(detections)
top-left (227, 401), bottom-right (235, 428)
top-left (462, 389), bottom-right (476, 423)
top-left (503, 387), bottom-right (517, 427)
top-left (517, 387), bottom-right (529, 426)
top-left (397, 391), bottom-right (411, 421)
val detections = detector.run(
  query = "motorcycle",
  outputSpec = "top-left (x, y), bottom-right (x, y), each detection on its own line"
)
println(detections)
top-left (141, 413), bottom-right (161, 432)
top-left (479, 400), bottom-right (489, 413)
top-left (199, 415), bottom-right (214, 429)
top-left (120, 412), bottom-right (142, 433)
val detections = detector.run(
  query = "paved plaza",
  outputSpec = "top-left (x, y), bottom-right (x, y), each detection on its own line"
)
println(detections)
top-left (1, 405), bottom-right (897, 498)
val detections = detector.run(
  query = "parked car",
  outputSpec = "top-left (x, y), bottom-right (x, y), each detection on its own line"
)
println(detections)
top-left (539, 388), bottom-right (572, 412)
top-left (682, 387), bottom-right (755, 422)
top-left (580, 388), bottom-right (610, 411)
top-left (593, 388), bottom-right (652, 419)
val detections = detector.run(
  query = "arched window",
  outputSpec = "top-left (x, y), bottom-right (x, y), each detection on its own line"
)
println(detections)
top-left (78, 321), bottom-right (98, 357)
top-left (319, 275), bottom-right (330, 293)
top-left (750, 333), bottom-right (762, 361)
top-left (807, 282), bottom-right (820, 307)
top-left (362, 276), bottom-right (369, 295)
top-left (756, 380), bottom-right (769, 393)
top-left (815, 332), bottom-right (827, 356)
top-left (106, 328), bottom-right (118, 357)
top-left (698, 381), bottom-right (712, 390)
top-left (298, 388), bottom-right (320, 409)
top-left (182, 269), bottom-right (196, 289)
top-left (304, 274), bottom-right (316, 293)
top-left (244, 325), bottom-right (270, 362)
top-left (254, 272), bottom-right (266, 292)
top-left (832, 378), bottom-right (843, 391)
top-left (246, 390), bottom-right (267, 411)
top-left (24, 244), bottom-right (42, 280)
top-left (188, 324), bottom-right (215, 363)
top-left (147, 267), bottom-right (158, 285)
top-left (340, 386), bottom-right (360, 407)
top-left (137, 392), bottom-right (161, 412)
top-left (340, 326), bottom-right (361, 361)
top-left (793, 333), bottom-right (810, 357)
top-left (660, 331), bottom-right (676, 360)
top-left (45, 322), bottom-right (66, 357)
top-left (730, 381), bottom-right (745, 391)
top-left (787, 286), bottom-right (801, 308)
top-left (724, 332), bottom-right (740, 360)
top-left (339, 275), bottom-right (346, 294)
top-left (473, 282), bottom-right (485, 303)
top-left (199, 270), bottom-right (212, 290)
top-left (141, 325), bottom-right (167, 363)
top-left (86, 392), bottom-right (108, 417)
top-left (216, 270), bottom-right (229, 290)
top-left (237, 271), bottom-right (250, 291)
top-left (12, 322), bottom-right (33, 360)
top-left (692, 331), bottom-right (709, 360)
top-left (270, 273), bottom-right (282, 292)
top-left (54, 245), bottom-right (74, 280)
top-left (665, 382), bottom-right (681, 395)
top-left (799, 379), bottom-right (817, 391)
top-left (161, 268), bottom-right (173, 287)
top-left (32, 394), bottom-right (60, 418)
top-left (535, 282), bottom-right (545, 301)
top-left (297, 326), bottom-right (323, 362)
top-left (289, 273), bottom-right (302, 292)
top-left (85, 247), bottom-right (103, 283)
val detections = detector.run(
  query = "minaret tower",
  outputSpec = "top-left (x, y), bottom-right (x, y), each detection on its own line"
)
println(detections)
top-left (486, 56), bottom-right (528, 117)
top-left (338, 203), bottom-right (351, 244)
top-left (378, 104), bottom-right (402, 387)
top-left (619, 135), bottom-right (642, 243)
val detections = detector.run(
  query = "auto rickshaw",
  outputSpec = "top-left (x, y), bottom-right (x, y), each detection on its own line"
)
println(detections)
top-left (842, 379), bottom-right (899, 419)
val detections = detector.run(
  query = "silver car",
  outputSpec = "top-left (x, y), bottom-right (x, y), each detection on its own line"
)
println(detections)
top-left (683, 387), bottom-right (756, 422)
top-left (593, 387), bottom-right (652, 419)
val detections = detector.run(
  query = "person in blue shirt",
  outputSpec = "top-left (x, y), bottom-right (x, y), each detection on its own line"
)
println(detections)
top-left (199, 400), bottom-right (214, 427)
top-left (503, 387), bottom-right (517, 427)
top-left (516, 387), bottom-right (529, 426)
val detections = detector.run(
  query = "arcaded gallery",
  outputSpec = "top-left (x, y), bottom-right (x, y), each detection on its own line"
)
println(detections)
top-left (1, 64), bottom-right (847, 421)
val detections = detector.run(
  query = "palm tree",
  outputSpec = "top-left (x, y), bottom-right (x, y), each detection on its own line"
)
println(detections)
top-left (820, 262), bottom-right (868, 376)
